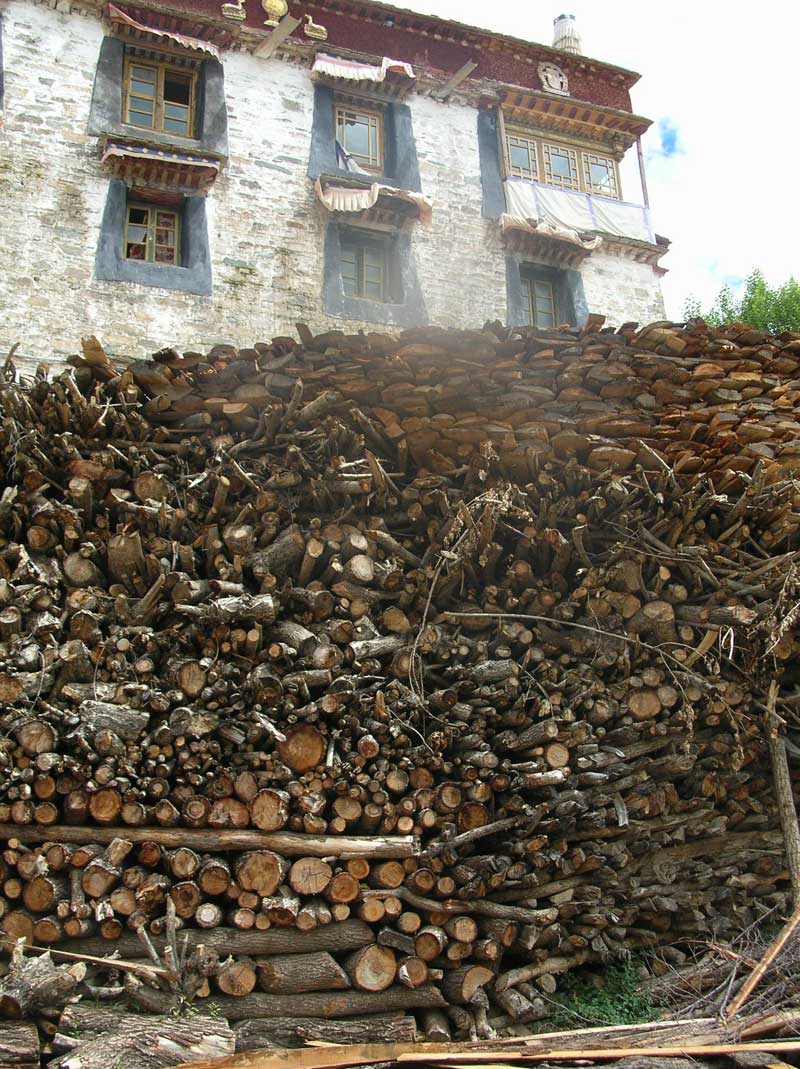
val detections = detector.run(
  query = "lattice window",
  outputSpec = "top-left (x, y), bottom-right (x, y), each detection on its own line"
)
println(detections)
top-left (525, 277), bottom-right (556, 329)
top-left (124, 57), bottom-right (195, 138)
top-left (340, 232), bottom-right (388, 301)
top-left (541, 143), bottom-right (580, 192)
top-left (335, 103), bottom-right (384, 173)
top-left (506, 131), bottom-right (539, 182)
top-left (583, 152), bottom-right (619, 198)
top-left (125, 203), bottom-right (179, 264)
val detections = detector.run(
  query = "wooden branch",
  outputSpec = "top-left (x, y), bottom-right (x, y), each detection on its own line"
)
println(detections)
top-left (0, 823), bottom-right (418, 858)
top-left (721, 901), bottom-right (800, 1023)
top-left (1, 941), bottom-right (167, 976)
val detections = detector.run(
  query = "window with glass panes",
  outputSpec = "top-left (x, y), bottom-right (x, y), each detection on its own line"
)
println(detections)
top-left (335, 103), bottom-right (383, 172)
top-left (525, 277), bottom-right (556, 329)
top-left (340, 234), bottom-right (387, 301)
top-left (504, 130), bottom-right (620, 199)
top-left (125, 203), bottom-right (179, 264)
top-left (124, 58), bottom-right (195, 138)
top-left (582, 152), bottom-right (618, 197)
top-left (506, 132), bottom-right (538, 181)
top-left (541, 143), bottom-right (580, 191)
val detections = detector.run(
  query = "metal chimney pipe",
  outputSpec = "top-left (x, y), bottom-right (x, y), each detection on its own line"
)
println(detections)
top-left (553, 14), bottom-right (581, 54)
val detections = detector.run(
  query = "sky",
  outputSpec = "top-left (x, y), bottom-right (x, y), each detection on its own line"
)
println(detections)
top-left (394, 0), bottom-right (800, 318)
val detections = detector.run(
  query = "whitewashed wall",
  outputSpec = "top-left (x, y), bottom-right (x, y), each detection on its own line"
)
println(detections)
top-left (0, 1), bottom-right (664, 372)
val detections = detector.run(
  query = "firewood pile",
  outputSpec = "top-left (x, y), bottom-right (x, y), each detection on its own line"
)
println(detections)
top-left (1, 315), bottom-right (799, 1049)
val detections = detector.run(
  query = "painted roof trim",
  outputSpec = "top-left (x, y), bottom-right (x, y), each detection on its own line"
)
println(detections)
top-left (307, 0), bottom-right (642, 88)
top-left (97, 0), bottom-right (642, 89)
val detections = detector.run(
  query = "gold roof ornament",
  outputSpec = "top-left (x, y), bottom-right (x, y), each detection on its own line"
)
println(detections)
top-left (262, 0), bottom-right (288, 26)
top-left (221, 0), bottom-right (246, 20)
top-left (303, 13), bottom-right (328, 39)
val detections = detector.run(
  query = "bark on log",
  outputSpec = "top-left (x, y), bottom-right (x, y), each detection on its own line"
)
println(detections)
top-left (0, 1023), bottom-right (39, 1067)
top-left (130, 984), bottom-right (447, 1019)
top-left (50, 1012), bottom-right (234, 1069)
top-left (55, 920), bottom-right (374, 960)
top-left (0, 945), bottom-right (85, 1019)
top-left (233, 1014), bottom-right (416, 1051)
top-left (0, 825), bottom-right (417, 858)
top-left (257, 952), bottom-right (350, 994)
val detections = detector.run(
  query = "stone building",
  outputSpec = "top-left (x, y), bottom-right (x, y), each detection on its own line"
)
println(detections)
top-left (0, 0), bottom-right (669, 368)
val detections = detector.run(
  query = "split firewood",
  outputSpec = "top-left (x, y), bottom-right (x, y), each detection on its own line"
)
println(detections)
top-left (0, 941), bottom-right (85, 1019)
top-left (2, 316), bottom-right (800, 1039)
top-left (50, 1006), bottom-right (234, 1069)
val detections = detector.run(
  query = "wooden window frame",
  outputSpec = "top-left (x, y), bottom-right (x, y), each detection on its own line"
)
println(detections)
top-left (505, 129), bottom-right (539, 182)
top-left (582, 151), bottom-right (619, 198)
top-left (541, 142), bottom-right (580, 192)
top-left (524, 276), bottom-right (557, 329)
top-left (340, 230), bottom-right (390, 302)
top-left (124, 202), bottom-right (180, 265)
top-left (123, 56), bottom-right (196, 139)
top-left (335, 101), bottom-right (384, 174)
top-left (503, 122), bottom-right (622, 200)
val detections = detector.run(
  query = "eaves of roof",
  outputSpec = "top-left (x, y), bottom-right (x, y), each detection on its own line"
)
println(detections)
top-left (313, 0), bottom-right (642, 89)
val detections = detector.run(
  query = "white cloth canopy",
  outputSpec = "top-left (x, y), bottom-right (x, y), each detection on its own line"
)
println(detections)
top-left (312, 52), bottom-right (415, 84)
top-left (503, 178), bottom-right (654, 244)
top-left (106, 4), bottom-right (221, 59)
top-left (315, 179), bottom-right (432, 224)
top-left (500, 214), bottom-right (602, 252)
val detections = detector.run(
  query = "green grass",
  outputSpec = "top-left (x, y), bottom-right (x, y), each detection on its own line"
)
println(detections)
top-left (542, 960), bottom-right (656, 1030)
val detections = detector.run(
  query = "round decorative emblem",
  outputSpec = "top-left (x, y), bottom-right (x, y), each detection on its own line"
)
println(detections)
top-left (538, 62), bottom-right (569, 96)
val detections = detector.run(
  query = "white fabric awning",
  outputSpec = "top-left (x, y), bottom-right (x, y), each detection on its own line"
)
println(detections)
top-left (500, 214), bottom-right (602, 252)
top-left (503, 178), bottom-right (654, 244)
top-left (315, 179), bottom-right (432, 224)
top-left (312, 52), bottom-right (415, 84)
top-left (106, 4), bottom-right (221, 60)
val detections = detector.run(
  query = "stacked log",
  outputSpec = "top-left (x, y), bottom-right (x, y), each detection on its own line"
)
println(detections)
top-left (0, 316), bottom-right (799, 1038)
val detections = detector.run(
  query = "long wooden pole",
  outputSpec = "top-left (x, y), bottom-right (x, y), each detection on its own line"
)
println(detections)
top-left (764, 679), bottom-right (800, 903)
top-left (720, 681), bottom-right (800, 1024)
top-left (496, 105), bottom-right (509, 180)
top-left (179, 1039), bottom-right (800, 1069)
top-left (636, 135), bottom-right (650, 208)
top-left (0, 823), bottom-right (419, 859)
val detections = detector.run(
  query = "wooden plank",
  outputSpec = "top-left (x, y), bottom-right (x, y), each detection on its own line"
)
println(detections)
top-left (254, 15), bottom-right (301, 59)
top-left (178, 1039), bottom-right (800, 1069)
top-left (431, 60), bottom-right (478, 101)
top-left (404, 1044), bottom-right (800, 1064)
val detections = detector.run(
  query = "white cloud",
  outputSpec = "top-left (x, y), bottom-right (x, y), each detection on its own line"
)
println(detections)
top-left (394, 0), bottom-right (800, 317)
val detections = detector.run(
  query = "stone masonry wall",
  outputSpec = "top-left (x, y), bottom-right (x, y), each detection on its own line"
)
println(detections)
top-left (0, 1), bottom-right (664, 373)
top-left (580, 252), bottom-right (666, 328)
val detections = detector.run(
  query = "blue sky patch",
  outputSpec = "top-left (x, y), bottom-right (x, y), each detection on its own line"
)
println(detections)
top-left (658, 119), bottom-right (682, 157)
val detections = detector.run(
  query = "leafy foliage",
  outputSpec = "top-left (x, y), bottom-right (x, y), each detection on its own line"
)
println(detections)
top-left (684, 270), bottom-right (800, 333)
top-left (545, 961), bottom-right (655, 1029)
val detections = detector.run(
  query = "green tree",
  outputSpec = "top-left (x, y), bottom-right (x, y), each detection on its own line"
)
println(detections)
top-left (684, 270), bottom-right (800, 333)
